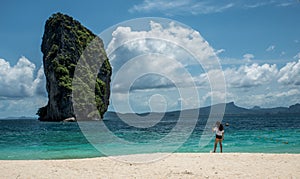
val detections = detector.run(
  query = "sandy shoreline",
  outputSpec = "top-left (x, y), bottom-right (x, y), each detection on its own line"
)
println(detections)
top-left (1, 153), bottom-right (299, 178)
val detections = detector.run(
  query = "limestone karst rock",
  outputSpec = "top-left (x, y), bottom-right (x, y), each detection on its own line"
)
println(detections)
top-left (37, 13), bottom-right (111, 121)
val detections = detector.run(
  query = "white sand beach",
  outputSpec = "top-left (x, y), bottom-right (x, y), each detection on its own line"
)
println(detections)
top-left (1, 153), bottom-right (299, 178)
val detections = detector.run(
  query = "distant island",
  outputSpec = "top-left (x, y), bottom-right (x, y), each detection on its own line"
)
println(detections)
top-left (106, 102), bottom-right (300, 117)
top-left (1, 102), bottom-right (299, 120)
top-left (195, 102), bottom-right (300, 116)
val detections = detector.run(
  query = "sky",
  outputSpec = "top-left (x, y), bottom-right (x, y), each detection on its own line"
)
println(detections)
top-left (0, 0), bottom-right (300, 117)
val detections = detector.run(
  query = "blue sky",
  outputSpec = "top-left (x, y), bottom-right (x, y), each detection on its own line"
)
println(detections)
top-left (0, 0), bottom-right (300, 117)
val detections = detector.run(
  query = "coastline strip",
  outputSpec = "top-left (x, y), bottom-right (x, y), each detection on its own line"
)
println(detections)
top-left (1, 153), bottom-right (299, 178)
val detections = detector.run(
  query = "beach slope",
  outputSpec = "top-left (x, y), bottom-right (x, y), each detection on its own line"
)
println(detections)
top-left (1, 153), bottom-right (299, 178)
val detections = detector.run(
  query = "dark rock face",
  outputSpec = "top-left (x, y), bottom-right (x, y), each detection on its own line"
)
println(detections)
top-left (37, 13), bottom-right (111, 121)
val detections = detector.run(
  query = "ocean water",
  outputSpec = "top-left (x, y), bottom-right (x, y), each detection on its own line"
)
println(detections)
top-left (0, 114), bottom-right (299, 160)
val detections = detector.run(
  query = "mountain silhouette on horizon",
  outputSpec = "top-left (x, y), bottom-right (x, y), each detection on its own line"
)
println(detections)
top-left (106, 102), bottom-right (300, 117)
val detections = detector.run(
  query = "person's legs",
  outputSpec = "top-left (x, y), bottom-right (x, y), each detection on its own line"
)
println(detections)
top-left (219, 141), bottom-right (222, 153)
top-left (213, 139), bottom-right (218, 152)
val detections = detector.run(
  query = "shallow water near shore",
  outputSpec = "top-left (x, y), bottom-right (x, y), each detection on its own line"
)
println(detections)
top-left (0, 114), bottom-right (299, 159)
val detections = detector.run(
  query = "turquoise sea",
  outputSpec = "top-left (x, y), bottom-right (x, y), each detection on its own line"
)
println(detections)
top-left (0, 114), bottom-right (299, 160)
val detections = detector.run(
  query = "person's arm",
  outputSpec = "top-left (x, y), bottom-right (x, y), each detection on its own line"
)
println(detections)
top-left (212, 127), bottom-right (216, 132)
top-left (222, 131), bottom-right (224, 140)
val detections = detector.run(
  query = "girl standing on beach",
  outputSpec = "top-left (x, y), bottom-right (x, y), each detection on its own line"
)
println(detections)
top-left (212, 121), bottom-right (224, 153)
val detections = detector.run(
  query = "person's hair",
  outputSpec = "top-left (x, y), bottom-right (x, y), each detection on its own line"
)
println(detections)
top-left (219, 124), bottom-right (224, 131)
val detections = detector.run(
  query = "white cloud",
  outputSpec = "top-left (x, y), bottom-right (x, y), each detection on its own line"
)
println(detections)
top-left (235, 89), bottom-right (300, 108)
top-left (244, 1), bottom-right (297, 9)
top-left (243, 53), bottom-right (254, 63)
top-left (111, 55), bottom-right (192, 92)
top-left (275, 89), bottom-right (300, 97)
top-left (212, 59), bottom-right (300, 108)
top-left (107, 21), bottom-right (218, 67)
top-left (107, 20), bottom-right (226, 112)
top-left (194, 69), bottom-right (226, 89)
top-left (107, 20), bottom-right (221, 93)
top-left (33, 66), bottom-right (47, 96)
top-left (0, 57), bottom-right (46, 98)
top-left (224, 63), bottom-right (278, 88)
top-left (277, 2), bottom-right (294, 7)
top-left (244, 2), bottom-right (270, 8)
top-left (129, 0), bottom-right (234, 15)
top-left (266, 45), bottom-right (275, 52)
top-left (0, 96), bottom-right (48, 118)
top-left (278, 59), bottom-right (300, 86)
top-left (215, 49), bottom-right (225, 55)
top-left (104, 18), bottom-right (300, 113)
top-left (129, 0), bottom-right (297, 16)
top-left (243, 53), bottom-right (254, 59)
top-left (129, 0), bottom-right (187, 13)
top-left (199, 59), bottom-right (300, 89)
top-left (202, 91), bottom-right (227, 104)
top-left (294, 52), bottom-right (300, 59)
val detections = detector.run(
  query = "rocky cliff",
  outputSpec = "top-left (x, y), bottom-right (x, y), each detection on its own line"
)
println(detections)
top-left (37, 13), bottom-right (112, 121)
